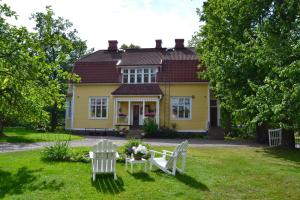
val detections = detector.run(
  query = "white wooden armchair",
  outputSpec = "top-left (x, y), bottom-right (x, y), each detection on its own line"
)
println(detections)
top-left (89, 139), bottom-right (119, 181)
top-left (149, 140), bottom-right (188, 176)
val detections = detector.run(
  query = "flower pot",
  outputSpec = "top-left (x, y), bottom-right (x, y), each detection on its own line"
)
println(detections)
top-left (133, 154), bottom-right (143, 160)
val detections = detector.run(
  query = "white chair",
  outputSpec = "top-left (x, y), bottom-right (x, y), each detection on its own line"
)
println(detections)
top-left (149, 140), bottom-right (188, 176)
top-left (89, 139), bottom-right (119, 181)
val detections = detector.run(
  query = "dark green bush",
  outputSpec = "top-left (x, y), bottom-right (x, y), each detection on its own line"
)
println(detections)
top-left (143, 118), bottom-right (158, 136)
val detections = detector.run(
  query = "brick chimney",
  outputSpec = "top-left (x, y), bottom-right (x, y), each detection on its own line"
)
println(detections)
top-left (155, 39), bottom-right (162, 49)
top-left (175, 39), bottom-right (184, 49)
top-left (108, 40), bottom-right (118, 51)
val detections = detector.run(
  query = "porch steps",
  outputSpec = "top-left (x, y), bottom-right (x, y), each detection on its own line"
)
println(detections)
top-left (208, 127), bottom-right (224, 140)
top-left (126, 129), bottom-right (143, 139)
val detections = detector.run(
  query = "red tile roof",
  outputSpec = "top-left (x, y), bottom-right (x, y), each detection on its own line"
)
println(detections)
top-left (73, 47), bottom-right (207, 83)
top-left (118, 48), bottom-right (163, 66)
top-left (73, 62), bottom-right (120, 83)
top-left (111, 84), bottom-right (163, 95)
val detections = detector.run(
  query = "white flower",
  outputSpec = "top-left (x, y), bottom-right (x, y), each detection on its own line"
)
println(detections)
top-left (132, 145), bottom-right (147, 155)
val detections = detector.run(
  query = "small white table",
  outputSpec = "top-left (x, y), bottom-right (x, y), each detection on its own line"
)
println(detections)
top-left (125, 157), bottom-right (147, 173)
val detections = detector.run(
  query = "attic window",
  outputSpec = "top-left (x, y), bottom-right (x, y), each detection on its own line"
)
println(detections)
top-left (122, 68), bottom-right (157, 84)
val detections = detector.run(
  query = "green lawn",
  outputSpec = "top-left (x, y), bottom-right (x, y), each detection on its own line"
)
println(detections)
top-left (0, 128), bottom-right (82, 143)
top-left (0, 147), bottom-right (299, 200)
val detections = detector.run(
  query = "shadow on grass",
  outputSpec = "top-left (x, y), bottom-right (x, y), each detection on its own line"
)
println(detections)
top-left (0, 136), bottom-right (37, 143)
top-left (261, 147), bottom-right (300, 164)
top-left (152, 170), bottom-right (209, 191)
top-left (129, 172), bottom-right (155, 182)
top-left (175, 173), bottom-right (210, 191)
top-left (91, 174), bottom-right (125, 194)
top-left (0, 167), bottom-right (64, 198)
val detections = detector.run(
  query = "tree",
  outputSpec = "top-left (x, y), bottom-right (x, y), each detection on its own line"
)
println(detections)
top-left (31, 6), bottom-right (92, 131)
top-left (196, 0), bottom-right (300, 148)
top-left (0, 4), bottom-right (61, 136)
top-left (120, 43), bottom-right (140, 49)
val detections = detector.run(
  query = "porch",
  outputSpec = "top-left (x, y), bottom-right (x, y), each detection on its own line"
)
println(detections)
top-left (113, 98), bottom-right (160, 129)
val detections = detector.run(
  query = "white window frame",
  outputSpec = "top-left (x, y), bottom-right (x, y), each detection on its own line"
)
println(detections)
top-left (88, 96), bottom-right (109, 119)
top-left (171, 97), bottom-right (192, 120)
top-left (66, 100), bottom-right (72, 119)
top-left (121, 68), bottom-right (157, 84)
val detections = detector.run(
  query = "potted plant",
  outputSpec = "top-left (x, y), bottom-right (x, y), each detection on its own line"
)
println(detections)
top-left (131, 144), bottom-right (148, 160)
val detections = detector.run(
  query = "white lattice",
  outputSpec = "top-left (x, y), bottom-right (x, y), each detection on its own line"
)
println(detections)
top-left (268, 128), bottom-right (282, 147)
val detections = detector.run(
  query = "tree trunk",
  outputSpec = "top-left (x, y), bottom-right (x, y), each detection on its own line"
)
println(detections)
top-left (50, 102), bottom-right (58, 132)
top-left (256, 122), bottom-right (269, 144)
top-left (282, 129), bottom-right (295, 148)
top-left (0, 120), bottom-right (6, 137)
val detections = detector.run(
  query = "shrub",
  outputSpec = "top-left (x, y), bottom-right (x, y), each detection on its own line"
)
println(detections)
top-left (69, 151), bottom-right (90, 163)
top-left (41, 141), bottom-right (70, 161)
top-left (143, 118), bottom-right (158, 136)
top-left (41, 142), bottom-right (90, 163)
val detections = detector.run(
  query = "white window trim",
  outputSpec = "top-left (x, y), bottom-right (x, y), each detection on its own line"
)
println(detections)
top-left (66, 100), bottom-right (71, 119)
top-left (121, 67), bottom-right (157, 84)
top-left (88, 96), bottom-right (109, 120)
top-left (170, 97), bottom-right (192, 120)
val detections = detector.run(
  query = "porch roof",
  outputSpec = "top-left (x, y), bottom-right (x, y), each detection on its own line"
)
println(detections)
top-left (111, 84), bottom-right (163, 96)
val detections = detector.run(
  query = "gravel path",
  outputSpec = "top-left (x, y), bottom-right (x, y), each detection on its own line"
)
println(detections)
top-left (0, 136), bottom-right (262, 153)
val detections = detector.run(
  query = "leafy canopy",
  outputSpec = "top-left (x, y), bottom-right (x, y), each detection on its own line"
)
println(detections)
top-left (196, 0), bottom-right (300, 130)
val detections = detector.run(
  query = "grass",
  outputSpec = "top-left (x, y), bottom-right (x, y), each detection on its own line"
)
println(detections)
top-left (0, 146), bottom-right (299, 199)
top-left (0, 128), bottom-right (82, 143)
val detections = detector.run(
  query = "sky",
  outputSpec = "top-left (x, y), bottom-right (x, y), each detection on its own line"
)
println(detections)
top-left (3, 0), bottom-right (204, 50)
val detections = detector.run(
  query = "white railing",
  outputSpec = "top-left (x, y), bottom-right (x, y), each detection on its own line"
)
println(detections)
top-left (268, 128), bottom-right (282, 147)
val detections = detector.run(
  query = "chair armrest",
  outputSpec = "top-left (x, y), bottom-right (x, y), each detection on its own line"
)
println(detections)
top-left (163, 150), bottom-right (174, 155)
top-left (149, 150), bottom-right (164, 155)
top-left (89, 152), bottom-right (94, 159)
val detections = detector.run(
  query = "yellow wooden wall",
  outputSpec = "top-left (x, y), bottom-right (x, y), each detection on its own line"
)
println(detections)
top-left (159, 83), bottom-right (209, 131)
top-left (73, 84), bottom-right (119, 129)
top-left (69, 83), bottom-right (209, 131)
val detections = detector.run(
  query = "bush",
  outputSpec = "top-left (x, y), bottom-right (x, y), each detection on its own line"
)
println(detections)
top-left (143, 118), bottom-right (158, 136)
top-left (69, 151), bottom-right (90, 163)
top-left (41, 141), bottom-right (90, 162)
top-left (41, 141), bottom-right (70, 161)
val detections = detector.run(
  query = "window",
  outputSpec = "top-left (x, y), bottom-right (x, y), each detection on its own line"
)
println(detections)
top-left (150, 69), bottom-right (156, 82)
top-left (66, 100), bottom-right (72, 119)
top-left (130, 69), bottom-right (135, 83)
top-left (137, 69), bottom-right (142, 83)
top-left (144, 69), bottom-right (149, 83)
top-left (171, 97), bottom-right (191, 119)
top-left (89, 97), bottom-right (108, 119)
top-left (122, 68), bottom-right (157, 83)
top-left (123, 69), bottom-right (128, 83)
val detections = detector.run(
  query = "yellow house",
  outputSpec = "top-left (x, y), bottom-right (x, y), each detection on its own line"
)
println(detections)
top-left (65, 39), bottom-right (220, 133)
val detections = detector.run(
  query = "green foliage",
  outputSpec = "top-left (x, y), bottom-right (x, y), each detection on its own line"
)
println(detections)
top-left (0, 3), bottom-right (57, 133)
top-left (143, 118), bottom-right (159, 136)
top-left (196, 0), bottom-right (300, 136)
top-left (120, 43), bottom-right (140, 49)
top-left (41, 141), bottom-right (89, 162)
top-left (30, 6), bottom-right (93, 131)
top-left (41, 141), bottom-right (70, 161)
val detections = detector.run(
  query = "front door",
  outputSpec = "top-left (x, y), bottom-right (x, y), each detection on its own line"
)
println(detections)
top-left (210, 100), bottom-right (218, 127)
top-left (133, 105), bottom-right (140, 128)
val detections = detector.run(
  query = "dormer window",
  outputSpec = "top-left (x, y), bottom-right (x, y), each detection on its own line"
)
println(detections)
top-left (122, 68), bottom-right (157, 84)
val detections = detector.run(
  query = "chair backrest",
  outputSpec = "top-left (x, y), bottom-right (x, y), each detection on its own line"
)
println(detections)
top-left (92, 140), bottom-right (117, 173)
top-left (93, 139), bottom-right (117, 152)
top-left (166, 140), bottom-right (188, 169)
